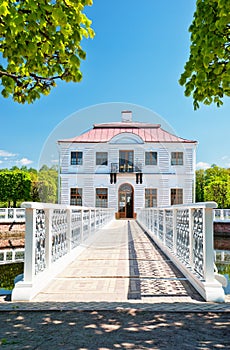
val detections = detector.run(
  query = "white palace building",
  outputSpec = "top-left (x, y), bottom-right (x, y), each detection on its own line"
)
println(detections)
top-left (58, 111), bottom-right (197, 219)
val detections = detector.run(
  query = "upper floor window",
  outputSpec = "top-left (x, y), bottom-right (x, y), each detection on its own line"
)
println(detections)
top-left (96, 152), bottom-right (108, 166)
top-left (171, 152), bottom-right (183, 165)
top-left (145, 152), bottom-right (157, 165)
top-left (95, 188), bottom-right (108, 208)
top-left (171, 188), bottom-right (183, 205)
top-left (70, 188), bottom-right (82, 206)
top-left (119, 150), bottom-right (134, 172)
top-left (71, 151), bottom-right (83, 165)
top-left (145, 189), bottom-right (157, 208)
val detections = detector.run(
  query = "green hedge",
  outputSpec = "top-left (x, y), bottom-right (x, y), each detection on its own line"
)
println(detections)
top-left (0, 263), bottom-right (24, 290)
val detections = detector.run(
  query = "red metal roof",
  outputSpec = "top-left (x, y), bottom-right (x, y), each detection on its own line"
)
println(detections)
top-left (58, 122), bottom-right (197, 144)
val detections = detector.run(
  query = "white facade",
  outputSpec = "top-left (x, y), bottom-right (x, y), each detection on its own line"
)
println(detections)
top-left (58, 112), bottom-right (197, 218)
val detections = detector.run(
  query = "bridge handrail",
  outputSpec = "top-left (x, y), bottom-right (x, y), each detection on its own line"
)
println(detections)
top-left (0, 208), bottom-right (25, 222)
top-left (12, 202), bottom-right (115, 301)
top-left (0, 248), bottom-right (24, 265)
top-left (214, 208), bottom-right (230, 221)
top-left (136, 202), bottom-right (225, 302)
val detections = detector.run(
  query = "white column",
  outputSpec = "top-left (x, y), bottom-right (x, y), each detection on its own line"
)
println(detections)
top-left (23, 208), bottom-right (36, 283)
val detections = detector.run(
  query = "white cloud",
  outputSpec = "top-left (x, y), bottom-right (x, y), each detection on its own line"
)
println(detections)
top-left (220, 156), bottom-right (230, 168)
top-left (0, 149), bottom-right (16, 157)
top-left (196, 162), bottom-right (210, 170)
top-left (16, 158), bottom-right (33, 166)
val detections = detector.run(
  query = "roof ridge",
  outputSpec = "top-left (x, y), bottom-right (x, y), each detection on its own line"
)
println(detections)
top-left (93, 122), bottom-right (161, 129)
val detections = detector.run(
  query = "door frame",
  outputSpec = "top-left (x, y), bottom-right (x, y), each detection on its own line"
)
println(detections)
top-left (117, 183), bottom-right (134, 219)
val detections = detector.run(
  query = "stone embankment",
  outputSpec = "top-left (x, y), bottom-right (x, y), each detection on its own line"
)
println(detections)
top-left (0, 222), bottom-right (25, 249)
top-left (214, 222), bottom-right (230, 234)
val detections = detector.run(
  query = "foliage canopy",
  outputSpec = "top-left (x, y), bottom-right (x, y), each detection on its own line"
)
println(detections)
top-left (196, 165), bottom-right (230, 208)
top-left (179, 0), bottom-right (230, 109)
top-left (0, 165), bottom-right (58, 206)
top-left (0, 170), bottom-right (31, 206)
top-left (0, 0), bottom-right (94, 103)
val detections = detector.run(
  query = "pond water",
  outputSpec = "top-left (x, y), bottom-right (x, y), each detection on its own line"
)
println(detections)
top-left (214, 235), bottom-right (230, 294)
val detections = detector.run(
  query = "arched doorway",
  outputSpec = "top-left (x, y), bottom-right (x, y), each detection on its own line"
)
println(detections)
top-left (118, 183), bottom-right (134, 219)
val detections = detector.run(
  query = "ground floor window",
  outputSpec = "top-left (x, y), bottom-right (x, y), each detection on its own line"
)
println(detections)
top-left (145, 188), bottom-right (157, 207)
top-left (70, 188), bottom-right (82, 205)
top-left (171, 188), bottom-right (183, 205)
top-left (96, 188), bottom-right (108, 208)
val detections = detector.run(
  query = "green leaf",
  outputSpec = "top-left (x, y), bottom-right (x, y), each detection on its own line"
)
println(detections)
top-left (0, 1), bottom-right (10, 16)
top-left (0, 0), bottom-right (94, 104)
top-left (180, 0), bottom-right (230, 109)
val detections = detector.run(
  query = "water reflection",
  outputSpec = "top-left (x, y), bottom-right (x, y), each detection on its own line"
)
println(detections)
top-left (214, 235), bottom-right (230, 250)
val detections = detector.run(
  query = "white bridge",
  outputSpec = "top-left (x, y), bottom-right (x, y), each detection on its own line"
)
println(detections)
top-left (10, 201), bottom-right (227, 303)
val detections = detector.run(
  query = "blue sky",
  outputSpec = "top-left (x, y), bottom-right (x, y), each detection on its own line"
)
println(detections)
top-left (0, 0), bottom-right (229, 170)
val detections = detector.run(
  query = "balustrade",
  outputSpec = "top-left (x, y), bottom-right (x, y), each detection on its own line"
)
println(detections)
top-left (137, 202), bottom-right (226, 302)
top-left (0, 248), bottom-right (24, 264)
top-left (12, 202), bottom-right (115, 301)
top-left (0, 208), bottom-right (25, 222)
top-left (214, 209), bottom-right (230, 221)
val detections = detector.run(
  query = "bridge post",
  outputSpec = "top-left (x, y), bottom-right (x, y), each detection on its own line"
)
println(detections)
top-left (23, 208), bottom-right (36, 284)
top-left (11, 207), bottom-right (36, 301)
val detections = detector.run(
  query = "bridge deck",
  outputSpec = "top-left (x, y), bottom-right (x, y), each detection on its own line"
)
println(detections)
top-left (32, 220), bottom-right (203, 303)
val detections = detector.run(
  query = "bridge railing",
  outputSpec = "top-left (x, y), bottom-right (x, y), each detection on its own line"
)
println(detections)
top-left (12, 202), bottom-right (115, 301)
top-left (214, 209), bottom-right (230, 221)
top-left (137, 202), bottom-right (226, 302)
top-left (0, 208), bottom-right (25, 222)
top-left (0, 248), bottom-right (24, 265)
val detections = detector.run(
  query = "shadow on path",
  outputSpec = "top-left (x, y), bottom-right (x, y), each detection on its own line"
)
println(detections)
top-left (0, 309), bottom-right (229, 349)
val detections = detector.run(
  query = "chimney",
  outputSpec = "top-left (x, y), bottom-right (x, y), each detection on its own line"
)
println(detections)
top-left (121, 110), bottom-right (132, 122)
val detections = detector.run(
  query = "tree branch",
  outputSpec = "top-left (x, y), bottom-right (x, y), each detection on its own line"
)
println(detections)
top-left (0, 69), bottom-right (62, 83)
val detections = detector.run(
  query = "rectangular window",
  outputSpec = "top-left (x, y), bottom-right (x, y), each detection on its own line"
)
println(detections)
top-left (96, 188), bottom-right (108, 208)
top-left (145, 152), bottom-right (157, 165)
top-left (119, 150), bottom-right (134, 172)
top-left (145, 189), bottom-right (157, 208)
top-left (171, 152), bottom-right (183, 165)
top-left (70, 151), bottom-right (83, 165)
top-left (70, 188), bottom-right (82, 206)
top-left (171, 189), bottom-right (183, 205)
top-left (96, 152), bottom-right (108, 166)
